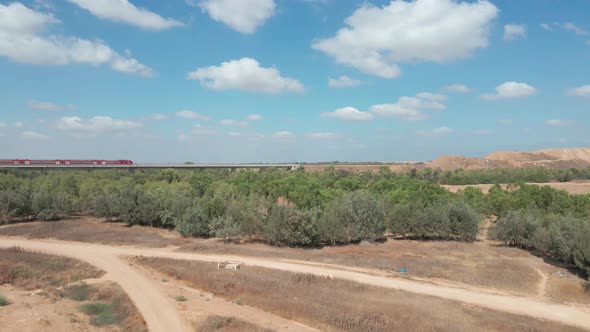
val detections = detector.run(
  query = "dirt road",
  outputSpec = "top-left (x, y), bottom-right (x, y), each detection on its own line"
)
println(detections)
top-left (1, 237), bottom-right (590, 331)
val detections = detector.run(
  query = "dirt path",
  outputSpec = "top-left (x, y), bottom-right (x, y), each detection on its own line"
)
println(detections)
top-left (2, 237), bottom-right (590, 331)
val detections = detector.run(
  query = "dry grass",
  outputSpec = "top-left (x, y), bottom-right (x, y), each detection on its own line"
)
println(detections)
top-left (181, 239), bottom-right (540, 294)
top-left (0, 247), bottom-right (103, 290)
top-left (78, 281), bottom-right (147, 331)
top-left (0, 217), bottom-right (185, 247)
top-left (137, 257), bottom-right (583, 332)
top-left (195, 315), bottom-right (275, 332)
top-left (546, 276), bottom-right (590, 304)
top-left (0, 248), bottom-right (146, 331)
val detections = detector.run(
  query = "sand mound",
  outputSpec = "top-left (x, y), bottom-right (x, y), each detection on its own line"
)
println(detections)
top-left (429, 148), bottom-right (590, 171)
top-left (429, 156), bottom-right (512, 171)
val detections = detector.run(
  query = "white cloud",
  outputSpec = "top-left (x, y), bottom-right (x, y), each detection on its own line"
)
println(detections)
top-left (481, 82), bottom-right (537, 100)
top-left (188, 58), bottom-right (304, 93)
top-left (372, 105), bottom-right (426, 121)
top-left (228, 131), bottom-right (241, 137)
top-left (370, 93), bottom-right (446, 121)
top-left (273, 131), bottom-right (295, 139)
top-left (148, 114), bottom-right (168, 121)
top-left (418, 126), bottom-right (454, 136)
top-left (14, 121), bottom-right (24, 128)
top-left (563, 22), bottom-right (588, 36)
top-left (306, 132), bottom-right (342, 140)
top-left (498, 119), bottom-right (513, 126)
top-left (56, 116), bottom-right (143, 133)
top-left (312, 0), bottom-right (498, 78)
top-left (220, 119), bottom-right (248, 126)
top-left (175, 110), bottom-right (211, 121)
top-left (543, 22), bottom-right (588, 36)
top-left (328, 75), bottom-right (361, 88)
top-left (27, 100), bottom-right (74, 112)
top-left (66, 0), bottom-right (182, 30)
top-left (587, 40), bottom-right (590, 46)
top-left (416, 92), bottom-right (448, 102)
top-left (443, 84), bottom-right (470, 93)
top-left (545, 119), bottom-right (576, 127)
top-left (33, 0), bottom-right (53, 10)
top-left (0, 3), bottom-right (152, 77)
top-left (198, 0), bottom-right (275, 34)
top-left (22, 130), bottom-right (49, 140)
top-left (191, 124), bottom-right (217, 135)
top-left (504, 24), bottom-right (526, 41)
top-left (321, 107), bottom-right (373, 122)
top-left (472, 129), bottom-right (493, 135)
top-left (0, 122), bottom-right (6, 128)
top-left (247, 114), bottom-right (262, 121)
top-left (568, 85), bottom-right (590, 98)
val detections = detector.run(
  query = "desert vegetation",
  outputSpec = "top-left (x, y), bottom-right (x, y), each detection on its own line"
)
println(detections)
top-left (0, 246), bottom-right (103, 290)
top-left (75, 283), bottom-right (146, 330)
top-left (196, 315), bottom-right (274, 332)
top-left (0, 247), bottom-right (146, 331)
top-left (1, 168), bottom-right (589, 283)
top-left (137, 257), bottom-right (584, 332)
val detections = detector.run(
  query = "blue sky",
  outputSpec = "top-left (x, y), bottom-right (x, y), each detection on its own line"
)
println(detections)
top-left (0, 0), bottom-right (589, 163)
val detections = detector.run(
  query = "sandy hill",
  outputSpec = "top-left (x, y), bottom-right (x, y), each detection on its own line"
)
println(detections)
top-left (429, 148), bottom-right (590, 171)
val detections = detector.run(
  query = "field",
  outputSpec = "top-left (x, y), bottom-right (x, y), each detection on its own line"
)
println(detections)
top-left (0, 247), bottom-right (146, 331)
top-left (136, 257), bottom-right (585, 332)
top-left (2, 161), bottom-right (590, 331)
top-left (2, 218), bottom-right (590, 331)
top-left (2, 217), bottom-right (589, 305)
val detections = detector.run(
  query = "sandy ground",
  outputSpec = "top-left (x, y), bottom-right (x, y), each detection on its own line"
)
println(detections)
top-left (1, 237), bottom-right (590, 331)
top-left (0, 284), bottom-right (102, 332)
top-left (443, 181), bottom-right (590, 195)
top-left (131, 261), bottom-right (318, 331)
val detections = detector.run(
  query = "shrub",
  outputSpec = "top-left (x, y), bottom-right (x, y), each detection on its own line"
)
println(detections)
top-left (93, 193), bottom-right (120, 221)
top-left (0, 294), bottom-right (9, 306)
top-left (489, 210), bottom-right (540, 248)
top-left (448, 200), bottom-right (480, 241)
top-left (175, 295), bottom-right (187, 302)
top-left (209, 215), bottom-right (242, 240)
top-left (320, 191), bottom-right (385, 244)
top-left (388, 201), bottom-right (479, 241)
top-left (266, 205), bottom-right (320, 247)
top-left (175, 204), bottom-right (210, 237)
top-left (62, 282), bottom-right (93, 301)
top-left (79, 302), bottom-right (118, 327)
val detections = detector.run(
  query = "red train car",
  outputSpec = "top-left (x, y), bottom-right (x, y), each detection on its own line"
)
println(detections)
top-left (0, 160), bottom-right (133, 165)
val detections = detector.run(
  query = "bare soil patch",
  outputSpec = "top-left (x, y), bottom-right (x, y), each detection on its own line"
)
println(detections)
top-left (0, 248), bottom-right (146, 331)
top-left (136, 257), bottom-right (584, 332)
top-left (546, 274), bottom-right (590, 304)
top-left (0, 282), bottom-right (146, 332)
top-left (181, 239), bottom-right (541, 295)
top-left (0, 217), bottom-right (185, 247)
top-left (0, 247), bottom-right (103, 290)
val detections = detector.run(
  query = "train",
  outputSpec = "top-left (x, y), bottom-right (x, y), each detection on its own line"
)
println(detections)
top-left (0, 159), bottom-right (134, 165)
